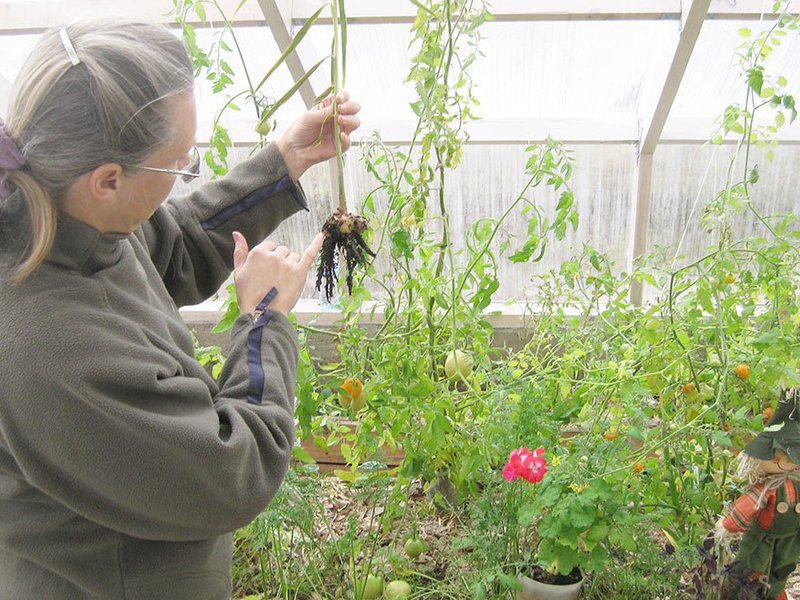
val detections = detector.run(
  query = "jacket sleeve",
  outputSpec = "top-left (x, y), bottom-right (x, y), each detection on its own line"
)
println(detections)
top-left (722, 484), bottom-right (773, 533)
top-left (138, 142), bottom-right (309, 307)
top-left (0, 283), bottom-right (298, 542)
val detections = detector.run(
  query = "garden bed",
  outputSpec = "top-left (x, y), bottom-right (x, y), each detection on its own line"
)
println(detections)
top-left (232, 467), bottom-right (773, 599)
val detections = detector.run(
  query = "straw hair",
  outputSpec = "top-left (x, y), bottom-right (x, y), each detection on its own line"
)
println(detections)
top-left (2, 19), bottom-right (194, 282)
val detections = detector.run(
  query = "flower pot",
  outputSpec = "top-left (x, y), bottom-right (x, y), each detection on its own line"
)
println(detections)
top-left (517, 570), bottom-right (584, 600)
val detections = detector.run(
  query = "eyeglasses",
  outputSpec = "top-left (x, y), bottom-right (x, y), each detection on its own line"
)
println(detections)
top-left (123, 145), bottom-right (202, 183)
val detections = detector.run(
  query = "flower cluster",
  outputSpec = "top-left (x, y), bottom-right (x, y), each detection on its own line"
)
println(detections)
top-left (502, 446), bottom-right (548, 483)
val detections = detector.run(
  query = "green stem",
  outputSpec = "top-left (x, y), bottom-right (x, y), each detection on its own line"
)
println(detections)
top-left (330, 0), bottom-right (347, 211)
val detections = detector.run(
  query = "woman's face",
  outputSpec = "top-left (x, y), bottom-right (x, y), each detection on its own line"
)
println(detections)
top-left (118, 92), bottom-right (198, 229)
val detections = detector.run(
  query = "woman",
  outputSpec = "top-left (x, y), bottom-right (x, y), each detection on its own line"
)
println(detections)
top-left (0, 19), bottom-right (360, 599)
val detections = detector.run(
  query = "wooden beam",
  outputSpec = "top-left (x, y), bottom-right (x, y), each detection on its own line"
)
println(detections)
top-left (629, 153), bottom-right (654, 306)
top-left (197, 116), bottom-right (800, 146)
top-left (254, 0), bottom-right (321, 109)
top-left (0, 0), bottom-right (789, 32)
top-left (291, 0), bottom-right (786, 23)
top-left (640, 0), bottom-right (712, 155)
top-left (292, 0), bottom-right (681, 23)
top-left (630, 0), bottom-right (711, 305)
top-left (198, 116), bottom-right (642, 145)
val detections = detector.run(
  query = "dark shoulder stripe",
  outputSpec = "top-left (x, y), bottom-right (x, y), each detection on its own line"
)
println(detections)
top-left (200, 175), bottom-right (304, 231)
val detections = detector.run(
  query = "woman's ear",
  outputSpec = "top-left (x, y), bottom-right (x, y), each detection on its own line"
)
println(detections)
top-left (87, 163), bottom-right (124, 202)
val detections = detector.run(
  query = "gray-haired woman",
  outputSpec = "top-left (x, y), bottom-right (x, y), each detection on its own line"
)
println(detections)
top-left (0, 19), bottom-right (360, 599)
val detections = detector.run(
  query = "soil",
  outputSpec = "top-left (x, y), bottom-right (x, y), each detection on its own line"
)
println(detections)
top-left (529, 564), bottom-right (583, 585)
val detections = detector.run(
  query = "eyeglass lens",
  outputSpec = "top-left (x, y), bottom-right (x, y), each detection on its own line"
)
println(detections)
top-left (182, 146), bottom-right (201, 182)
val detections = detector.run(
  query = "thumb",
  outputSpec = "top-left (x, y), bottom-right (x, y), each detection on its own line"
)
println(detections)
top-left (299, 232), bottom-right (325, 271)
top-left (232, 231), bottom-right (249, 272)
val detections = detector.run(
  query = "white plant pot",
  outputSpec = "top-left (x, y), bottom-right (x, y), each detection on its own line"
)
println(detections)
top-left (517, 573), bottom-right (584, 600)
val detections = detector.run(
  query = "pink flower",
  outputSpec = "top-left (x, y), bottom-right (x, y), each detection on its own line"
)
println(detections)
top-left (502, 446), bottom-right (547, 483)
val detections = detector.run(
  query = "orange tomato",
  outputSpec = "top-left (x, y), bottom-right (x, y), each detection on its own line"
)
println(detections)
top-left (603, 427), bottom-right (619, 441)
top-left (681, 382), bottom-right (696, 394)
top-left (735, 363), bottom-right (750, 380)
top-left (763, 406), bottom-right (774, 422)
top-left (632, 462), bottom-right (645, 474)
top-left (340, 377), bottom-right (363, 399)
top-left (338, 377), bottom-right (365, 411)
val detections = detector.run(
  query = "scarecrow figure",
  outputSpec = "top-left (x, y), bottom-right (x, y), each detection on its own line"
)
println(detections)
top-left (716, 387), bottom-right (800, 600)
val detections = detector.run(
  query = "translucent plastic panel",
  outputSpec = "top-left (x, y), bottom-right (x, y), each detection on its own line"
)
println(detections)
top-left (669, 19), bottom-right (800, 121)
top-left (305, 19), bottom-right (676, 125)
top-left (647, 143), bottom-right (800, 269)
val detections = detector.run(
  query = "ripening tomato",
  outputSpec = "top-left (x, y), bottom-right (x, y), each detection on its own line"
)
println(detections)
top-left (735, 363), bottom-right (750, 380)
top-left (725, 273), bottom-right (737, 284)
top-left (632, 462), bottom-right (645, 474)
top-left (339, 377), bottom-right (365, 411)
top-left (681, 382), bottom-right (696, 394)
top-left (763, 406), bottom-right (774, 422)
top-left (444, 350), bottom-right (473, 380)
top-left (603, 427), bottom-right (619, 441)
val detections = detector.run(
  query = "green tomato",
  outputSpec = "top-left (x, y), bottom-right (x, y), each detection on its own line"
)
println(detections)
top-left (404, 537), bottom-right (425, 559)
top-left (385, 579), bottom-right (412, 599)
top-left (444, 350), bottom-right (473, 380)
top-left (359, 574), bottom-right (384, 600)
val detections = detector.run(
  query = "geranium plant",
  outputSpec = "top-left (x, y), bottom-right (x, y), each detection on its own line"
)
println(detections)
top-left (503, 445), bottom-right (637, 585)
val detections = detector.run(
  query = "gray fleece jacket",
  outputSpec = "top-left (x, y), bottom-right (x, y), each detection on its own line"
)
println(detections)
top-left (0, 144), bottom-right (307, 599)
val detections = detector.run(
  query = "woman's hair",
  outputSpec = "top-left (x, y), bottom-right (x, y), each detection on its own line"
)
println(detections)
top-left (3, 19), bottom-right (194, 281)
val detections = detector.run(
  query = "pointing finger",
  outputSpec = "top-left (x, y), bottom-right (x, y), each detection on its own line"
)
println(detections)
top-left (300, 233), bottom-right (325, 271)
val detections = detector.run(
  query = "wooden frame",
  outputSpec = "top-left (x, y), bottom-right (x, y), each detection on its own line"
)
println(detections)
top-left (0, 0), bottom-right (787, 32)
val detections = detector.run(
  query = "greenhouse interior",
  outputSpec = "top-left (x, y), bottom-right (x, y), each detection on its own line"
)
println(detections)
top-left (1, 0), bottom-right (800, 598)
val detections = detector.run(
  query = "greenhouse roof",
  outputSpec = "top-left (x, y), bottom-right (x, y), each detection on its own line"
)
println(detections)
top-left (1, 0), bottom-right (798, 307)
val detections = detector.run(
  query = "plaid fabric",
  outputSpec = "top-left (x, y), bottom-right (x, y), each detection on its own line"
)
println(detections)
top-left (722, 482), bottom-right (777, 534)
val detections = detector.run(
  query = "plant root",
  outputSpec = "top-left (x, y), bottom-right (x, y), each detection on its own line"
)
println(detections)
top-left (315, 209), bottom-right (375, 301)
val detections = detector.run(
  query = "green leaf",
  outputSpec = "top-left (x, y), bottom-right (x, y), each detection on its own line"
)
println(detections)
top-left (334, 469), bottom-right (357, 482)
top-left (256, 57), bottom-right (327, 131)
top-left (747, 67), bottom-right (764, 95)
top-left (496, 573), bottom-right (522, 591)
top-left (676, 329), bottom-right (692, 348)
top-left (711, 431), bottom-right (732, 448)
top-left (338, 0), bottom-right (348, 86)
top-left (697, 285), bottom-right (715, 314)
top-left (313, 85), bottom-right (335, 105)
top-left (292, 445), bottom-right (315, 463)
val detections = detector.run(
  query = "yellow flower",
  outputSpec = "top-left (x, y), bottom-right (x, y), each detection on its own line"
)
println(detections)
top-left (569, 482), bottom-right (588, 493)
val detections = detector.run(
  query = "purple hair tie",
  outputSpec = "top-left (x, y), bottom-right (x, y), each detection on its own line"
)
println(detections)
top-left (0, 118), bottom-right (25, 200)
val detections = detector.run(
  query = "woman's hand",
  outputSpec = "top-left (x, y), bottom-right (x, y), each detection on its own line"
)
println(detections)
top-left (232, 231), bottom-right (325, 317)
top-left (276, 90), bottom-right (361, 180)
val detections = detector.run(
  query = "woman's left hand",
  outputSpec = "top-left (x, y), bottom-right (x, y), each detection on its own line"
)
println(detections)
top-left (276, 90), bottom-right (361, 180)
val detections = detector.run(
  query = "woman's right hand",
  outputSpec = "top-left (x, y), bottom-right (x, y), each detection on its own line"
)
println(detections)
top-left (232, 231), bottom-right (325, 317)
